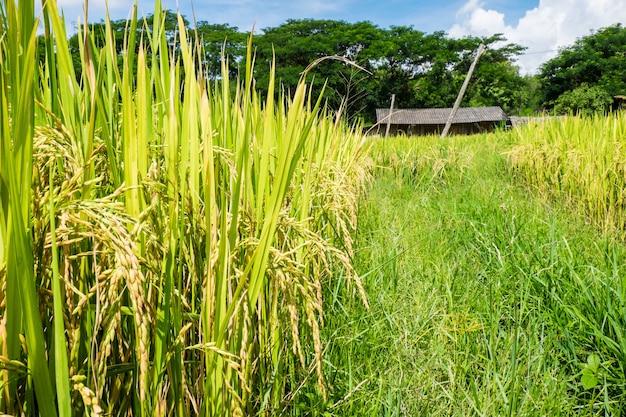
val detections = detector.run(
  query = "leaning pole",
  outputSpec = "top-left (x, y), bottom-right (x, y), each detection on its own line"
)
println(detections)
top-left (441, 43), bottom-right (485, 138)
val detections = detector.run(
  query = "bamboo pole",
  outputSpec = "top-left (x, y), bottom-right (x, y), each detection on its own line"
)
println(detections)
top-left (385, 94), bottom-right (395, 138)
top-left (441, 44), bottom-right (485, 138)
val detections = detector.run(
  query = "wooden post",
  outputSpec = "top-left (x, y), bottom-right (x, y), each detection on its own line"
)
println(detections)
top-left (385, 94), bottom-right (395, 138)
top-left (441, 43), bottom-right (485, 138)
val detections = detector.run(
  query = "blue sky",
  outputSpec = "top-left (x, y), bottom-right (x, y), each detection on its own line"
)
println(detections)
top-left (55, 0), bottom-right (626, 74)
top-left (58, 0), bottom-right (534, 33)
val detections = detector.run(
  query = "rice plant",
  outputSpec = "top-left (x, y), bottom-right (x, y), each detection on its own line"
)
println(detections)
top-left (0, 0), bottom-right (371, 415)
top-left (507, 114), bottom-right (626, 236)
top-left (504, 114), bottom-right (626, 413)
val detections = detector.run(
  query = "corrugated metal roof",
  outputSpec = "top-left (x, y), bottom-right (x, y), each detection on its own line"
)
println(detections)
top-left (509, 115), bottom-right (563, 127)
top-left (376, 106), bottom-right (508, 125)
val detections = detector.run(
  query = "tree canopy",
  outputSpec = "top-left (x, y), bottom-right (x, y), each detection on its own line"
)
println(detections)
top-left (250, 19), bottom-right (529, 122)
top-left (538, 23), bottom-right (626, 114)
top-left (53, 11), bottom-right (536, 123)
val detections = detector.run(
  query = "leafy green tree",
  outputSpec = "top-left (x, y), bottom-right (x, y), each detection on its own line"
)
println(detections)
top-left (516, 75), bottom-right (542, 116)
top-left (463, 35), bottom-right (527, 114)
top-left (394, 33), bottom-right (527, 114)
top-left (65, 12), bottom-right (182, 81)
top-left (64, 11), bottom-right (245, 83)
top-left (55, 11), bottom-right (531, 123)
top-left (253, 19), bottom-right (385, 121)
top-left (195, 22), bottom-right (247, 79)
top-left (538, 23), bottom-right (626, 112)
top-left (411, 32), bottom-right (474, 108)
top-left (376, 28), bottom-right (447, 110)
top-left (553, 83), bottom-right (613, 116)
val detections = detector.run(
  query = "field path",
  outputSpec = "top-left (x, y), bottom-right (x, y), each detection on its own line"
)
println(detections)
top-left (324, 133), bottom-right (626, 416)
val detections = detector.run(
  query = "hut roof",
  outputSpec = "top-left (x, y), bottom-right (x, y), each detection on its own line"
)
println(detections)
top-left (376, 106), bottom-right (508, 125)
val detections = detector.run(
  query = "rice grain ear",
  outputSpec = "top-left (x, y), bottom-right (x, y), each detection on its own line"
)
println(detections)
top-left (3, 0), bottom-right (371, 413)
top-left (507, 114), bottom-right (626, 235)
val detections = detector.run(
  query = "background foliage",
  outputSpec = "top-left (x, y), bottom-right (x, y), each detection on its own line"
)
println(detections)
top-left (51, 13), bottom-right (626, 121)
top-left (538, 23), bottom-right (626, 114)
top-left (56, 12), bottom-right (532, 123)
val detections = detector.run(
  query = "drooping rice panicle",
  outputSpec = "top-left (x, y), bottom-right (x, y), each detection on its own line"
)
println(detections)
top-left (0, 0), bottom-right (371, 415)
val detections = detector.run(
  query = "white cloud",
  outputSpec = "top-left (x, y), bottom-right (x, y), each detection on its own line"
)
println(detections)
top-left (449, 0), bottom-right (626, 74)
top-left (457, 0), bottom-right (483, 16)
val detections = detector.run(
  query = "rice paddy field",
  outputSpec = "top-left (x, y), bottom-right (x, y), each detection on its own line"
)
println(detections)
top-left (2, 1), bottom-right (626, 416)
top-left (332, 115), bottom-right (626, 416)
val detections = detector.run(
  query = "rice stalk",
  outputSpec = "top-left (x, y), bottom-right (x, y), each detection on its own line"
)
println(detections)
top-left (0, 0), bottom-right (57, 414)
top-left (507, 114), bottom-right (626, 236)
top-left (0, 1), bottom-right (371, 415)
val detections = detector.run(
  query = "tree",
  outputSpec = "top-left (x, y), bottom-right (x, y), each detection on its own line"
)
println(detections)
top-left (538, 23), bottom-right (626, 113)
top-left (517, 75), bottom-right (542, 116)
top-left (55, 12), bottom-right (531, 123)
top-left (553, 83), bottom-right (613, 116)
top-left (195, 22), bottom-right (247, 79)
top-left (375, 27), bottom-right (442, 110)
top-left (253, 19), bottom-right (384, 121)
top-left (395, 33), bottom-right (527, 114)
top-left (462, 34), bottom-right (527, 114)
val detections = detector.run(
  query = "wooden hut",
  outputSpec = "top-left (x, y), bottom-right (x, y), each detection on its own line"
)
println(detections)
top-left (376, 106), bottom-right (510, 136)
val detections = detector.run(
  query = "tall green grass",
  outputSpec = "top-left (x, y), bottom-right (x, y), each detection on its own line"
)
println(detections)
top-left (0, 0), bottom-right (370, 415)
top-left (324, 132), bottom-right (626, 415)
top-left (506, 114), bottom-right (626, 413)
